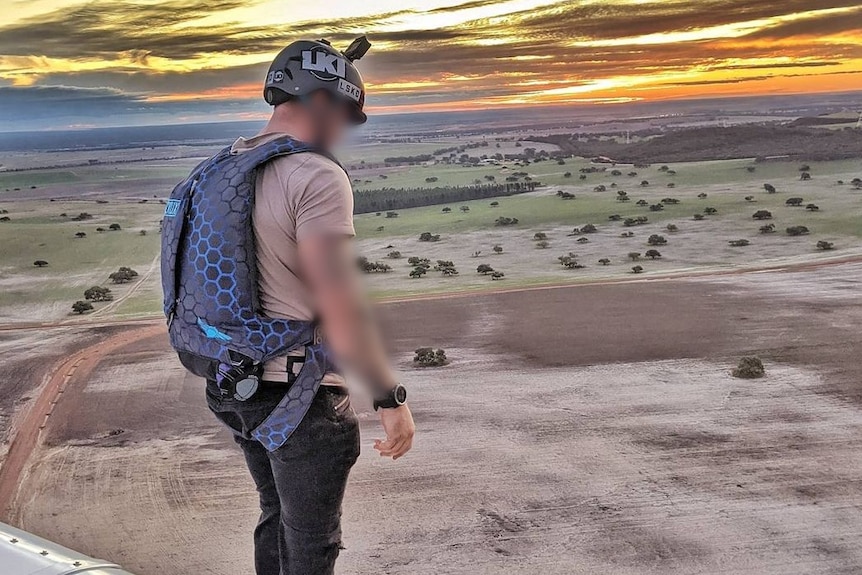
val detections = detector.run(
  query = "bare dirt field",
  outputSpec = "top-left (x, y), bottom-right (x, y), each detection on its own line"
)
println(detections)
top-left (3, 262), bottom-right (862, 574)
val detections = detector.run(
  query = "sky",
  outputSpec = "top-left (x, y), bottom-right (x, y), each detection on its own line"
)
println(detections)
top-left (1, 0), bottom-right (861, 128)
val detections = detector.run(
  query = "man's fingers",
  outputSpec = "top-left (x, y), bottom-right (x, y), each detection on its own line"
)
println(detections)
top-left (373, 436), bottom-right (409, 458)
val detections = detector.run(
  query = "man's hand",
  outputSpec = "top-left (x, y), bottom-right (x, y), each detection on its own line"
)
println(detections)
top-left (374, 405), bottom-right (415, 460)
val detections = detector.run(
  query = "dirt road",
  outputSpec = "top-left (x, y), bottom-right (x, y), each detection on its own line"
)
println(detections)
top-left (4, 262), bottom-right (862, 574)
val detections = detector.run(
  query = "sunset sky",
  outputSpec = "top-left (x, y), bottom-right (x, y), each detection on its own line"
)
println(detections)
top-left (1, 0), bottom-right (861, 128)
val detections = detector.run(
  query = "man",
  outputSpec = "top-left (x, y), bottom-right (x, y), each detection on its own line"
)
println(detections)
top-left (160, 37), bottom-right (414, 575)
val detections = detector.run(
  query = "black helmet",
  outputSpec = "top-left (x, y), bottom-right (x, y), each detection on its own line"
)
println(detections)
top-left (263, 36), bottom-right (371, 124)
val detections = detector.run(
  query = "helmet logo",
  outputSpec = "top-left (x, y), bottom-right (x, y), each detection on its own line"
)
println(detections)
top-left (337, 79), bottom-right (362, 103)
top-left (266, 70), bottom-right (285, 84)
top-left (301, 49), bottom-right (346, 81)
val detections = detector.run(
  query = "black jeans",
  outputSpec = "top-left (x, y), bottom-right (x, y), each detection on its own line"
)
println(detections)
top-left (207, 381), bottom-right (361, 575)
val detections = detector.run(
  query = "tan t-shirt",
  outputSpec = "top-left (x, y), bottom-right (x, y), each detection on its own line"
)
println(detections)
top-left (230, 133), bottom-right (354, 383)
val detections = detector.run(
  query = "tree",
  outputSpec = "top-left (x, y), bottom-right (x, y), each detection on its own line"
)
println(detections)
top-left (609, 214), bottom-right (622, 221)
top-left (460, 205), bottom-right (470, 212)
top-left (109, 267), bottom-right (138, 284)
top-left (693, 214), bottom-right (705, 221)
top-left (697, 193), bottom-right (708, 199)
top-left (563, 172), bottom-right (572, 178)
top-left (139, 230), bottom-right (147, 236)
top-left (752, 210), bottom-right (773, 220)
top-left (72, 300), bottom-right (94, 314)
top-left (536, 240), bottom-right (550, 249)
top-left (764, 183), bottom-right (777, 194)
top-left (576, 237), bottom-right (589, 244)
top-left (419, 232), bottom-right (441, 242)
top-left (387, 251), bottom-right (402, 259)
top-left (84, 286), bottom-right (113, 301)
top-left (640, 180), bottom-right (650, 187)
top-left (645, 249), bottom-right (662, 259)
top-left (108, 223), bottom-right (122, 231)
top-left (581, 224), bottom-right (598, 233)
top-left (442, 207), bottom-right (452, 213)
top-left (666, 224), bottom-right (679, 232)
top-left (636, 199), bottom-right (649, 206)
top-left (786, 226), bottom-right (810, 236)
top-left (745, 196), bottom-right (755, 202)
top-left (647, 234), bottom-right (667, 246)
top-left (800, 172), bottom-right (811, 181)
top-left (533, 232), bottom-right (548, 241)
top-left (490, 201), bottom-right (499, 207)
top-left (631, 265), bottom-right (644, 274)
top-left (385, 211), bottom-right (399, 218)
top-left (817, 240), bottom-right (835, 250)
top-left (409, 267), bottom-right (427, 279)
top-left (805, 204), bottom-right (820, 212)
top-left (33, 260), bottom-right (49, 267)
top-left (598, 258), bottom-right (611, 266)
top-left (75, 231), bottom-right (87, 238)
top-left (491, 271), bottom-right (505, 280)
top-left (703, 207), bottom-right (718, 215)
top-left (785, 197), bottom-right (804, 207)
top-left (759, 224), bottom-right (776, 234)
top-left (493, 244), bottom-right (503, 254)
top-left (628, 252), bottom-right (641, 261)
top-left (477, 264), bottom-right (494, 275)
top-left (728, 239), bottom-right (750, 247)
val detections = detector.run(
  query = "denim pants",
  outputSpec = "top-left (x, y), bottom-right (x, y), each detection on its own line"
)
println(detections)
top-left (207, 381), bottom-right (361, 575)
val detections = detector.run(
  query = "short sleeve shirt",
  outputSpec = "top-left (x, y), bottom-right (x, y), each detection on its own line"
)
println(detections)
top-left (231, 132), bottom-right (354, 322)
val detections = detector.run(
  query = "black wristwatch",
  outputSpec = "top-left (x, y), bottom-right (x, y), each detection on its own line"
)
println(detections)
top-left (373, 384), bottom-right (407, 411)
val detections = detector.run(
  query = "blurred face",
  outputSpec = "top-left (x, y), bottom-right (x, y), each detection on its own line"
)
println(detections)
top-left (306, 91), bottom-right (354, 150)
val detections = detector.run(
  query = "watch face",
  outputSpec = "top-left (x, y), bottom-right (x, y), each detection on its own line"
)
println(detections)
top-left (394, 385), bottom-right (407, 404)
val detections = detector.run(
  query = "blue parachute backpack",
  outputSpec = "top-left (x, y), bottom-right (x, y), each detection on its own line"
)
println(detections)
top-left (160, 135), bottom-right (340, 451)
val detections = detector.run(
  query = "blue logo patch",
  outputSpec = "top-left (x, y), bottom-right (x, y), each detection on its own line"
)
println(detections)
top-left (197, 318), bottom-right (232, 342)
top-left (164, 199), bottom-right (181, 217)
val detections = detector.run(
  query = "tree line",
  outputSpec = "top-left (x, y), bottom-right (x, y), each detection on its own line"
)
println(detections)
top-left (353, 181), bottom-right (541, 214)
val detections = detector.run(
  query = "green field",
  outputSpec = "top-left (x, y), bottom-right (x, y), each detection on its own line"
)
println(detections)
top-left (0, 150), bottom-right (859, 322)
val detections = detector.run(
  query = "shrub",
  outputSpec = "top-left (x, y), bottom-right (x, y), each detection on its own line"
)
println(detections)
top-left (647, 234), bottom-right (667, 246)
top-left (409, 267), bottom-right (427, 279)
top-left (645, 249), bottom-right (662, 259)
top-left (108, 223), bottom-right (122, 230)
top-left (533, 232), bottom-right (548, 241)
top-left (72, 300), bottom-right (94, 314)
top-left (764, 183), bottom-right (777, 194)
top-left (495, 216), bottom-right (519, 226)
top-left (493, 244), bottom-right (503, 254)
top-left (785, 197), bottom-right (804, 207)
top-left (786, 226), bottom-right (810, 236)
top-left (385, 211), bottom-right (399, 218)
top-left (536, 240), bottom-right (550, 249)
top-left (442, 207), bottom-right (452, 213)
top-left (693, 214), bottom-right (705, 221)
top-left (732, 356), bottom-right (765, 379)
top-left (805, 204), bottom-right (820, 212)
top-left (628, 252), bottom-right (641, 261)
top-left (387, 251), bottom-right (402, 259)
top-left (729, 239), bottom-right (750, 247)
top-left (817, 240), bottom-right (835, 250)
top-left (752, 210), bottom-right (773, 220)
top-left (33, 260), bottom-right (49, 267)
top-left (759, 224), bottom-right (776, 234)
top-left (608, 214), bottom-right (622, 221)
top-left (703, 207), bottom-right (718, 215)
top-left (419, 232), bottom-right (441, 242)
top-left (580, 224), bottom-right (598, 234)
top-left (491, 271), bottom-right (505, 280)
top-left (697, 193), bottom-right (708, 199)
top-left (414, 348), bottom-right (448, 367)
top-left (666, 224), bottom-right (679, 232)
top-left (631, 265), bottom-right (644, 274)
top-left (477, 264), bottom-right (494, 275)
top-left (598, 258), bottom-right (611, 265)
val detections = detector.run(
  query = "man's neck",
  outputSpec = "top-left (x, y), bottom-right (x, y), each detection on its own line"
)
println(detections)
top-left (259, 106), bottom-right (315, 143)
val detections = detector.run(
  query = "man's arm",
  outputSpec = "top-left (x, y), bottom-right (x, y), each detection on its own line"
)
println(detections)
top-left (298, 234), bottom-right (415, 460)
